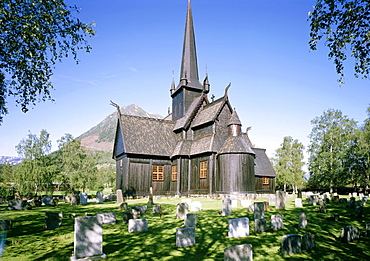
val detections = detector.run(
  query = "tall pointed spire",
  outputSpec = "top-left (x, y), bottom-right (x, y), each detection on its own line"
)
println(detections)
top-left (178, 0), bottom-right (202, 89)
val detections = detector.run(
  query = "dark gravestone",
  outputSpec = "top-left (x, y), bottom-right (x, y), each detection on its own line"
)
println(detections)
top-left (0, 220), bottom-right (12, 231)
top-left (255, 218), bottom-right (266, 233)
top-left (297, 189), bottom-right (302, 199)
top-left (122, 211), bottom-right (133, 223)
top-left (42, 196), bottom-right (53, 206)
top-left (45, 212), bottom-right (63, 229)
top-left (340, 226), bottom-right (361, 243)
top-left (253, 202), bottom-right (264, 220)
top-left (281, 234), bottom-right (301, 255)
top-left (354, 206), bottom-right (363, 218)
top-left (366, 222), bottom-right (370, 237)
top-left (301, 233), bottom-right (315, 251)
top-left (131, 205), bottom-right (147, 215)
top-left (8, 200), bottom-right (29, 210)
top-left (347, 197), bottom-right (356, 209)
top-left (119, 202), bottom-right (128, 211)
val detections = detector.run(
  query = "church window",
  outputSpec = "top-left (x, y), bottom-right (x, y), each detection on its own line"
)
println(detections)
top-left (200, 161), bottom-right (208, 179)
top-left (172, 165), bottom-right (178, 181)
top-left (262, 177), bottom-right (269, 185)
top-left (152, 165), bottom-right (164, 181)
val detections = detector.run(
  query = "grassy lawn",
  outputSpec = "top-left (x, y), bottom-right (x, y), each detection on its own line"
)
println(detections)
top-left (0, 195), bottom-right (369, 261)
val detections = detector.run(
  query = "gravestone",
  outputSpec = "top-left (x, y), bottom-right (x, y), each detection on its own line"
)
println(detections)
top-left (301, 233), bottom-right (315, 251)
top-left (79, 193), bottom-right (88, 205)
top-left (131, 205), bottom-right (147, 215)
top-left (353, 192), bottom-right (358, 197)
top-left (64, 195), bottom-right (71, 203)
top-left (354, 206), bottom-right (363, 218)
top-left (275, 191), bottom-right (286, 209)
top-left (71, 216), bottom-right (106, 260)
top-left (70, 191), bottom-right (80, 206)
top-left (116, 189), bottom-right (124, 204)
top-left (347, 197), bottom-right (356, 209)
top-left (176, 203), bottom-right (188, 219)
top-left (97, 212), bottom-right (116, 225)
top-left (184, 213), bottom-right (196, 228)
top-left (362, 196), bottom-right (368, 206)
top-left (318, 199), bottom-right (326, 213)
top-left (232, 199), bottom-right (238, 208)
top-left (333, 214), bottom-right (340, 221)
top-left (263, 201), bottom-right (270, 211)
top-left (45, 212), bottom-right (63, 229)
top-left (297, 189), bottom-right (302, 199)
top-left (128, 219), bottom-right (148, 233)
top-left (119, 202), bottom-right (128, 211)
top-left (190, 201), bottom-right (202, 211)
top-left (366, 222), bottom-right (370, 237)
top-left (339, 198), bottom-right (347, 204)
top-left (8, 200), bottom-right (29, 210)
top-left (122, 211), bottom-right (133, 223)
top-left (333, 195), bottom-right (340, 203)
top-left (240, 200), bottom-right (252, 208)
top-left (308, 195), bottom-right (319, 206)
top-left (0, 220), bottom-right (12, 231)
top-left (130, 208), bottom-right (141, 219)
top-left (281, 234), bottom-right (301, 255)
top-left (255, 218), bottom-right (266, 233)
top-left (253, 202), bottom-right (264, 220)
top-left (52, 198), bottom-right (59, 207)
top-left (42, 196), bottom-right (53, 206)
top-left (152, 205), bottom-right (162, 214)
top-left (29, 199), bottom-right (42, 207)
top-left (224, 244), bottom-right (253, 261)
top-left (295, 198), bottom-right (303, 208)
top-left (298, 212), bottom-right (307, 229)
top-left (271, 214), bottom-right (284, 230)
top-left (340, 226), bottom-right (361, 243)
top-left (222, 198), bottom-right (232, 216)
top-left (228, 217), bottom-right (249, 238)
top-left (96, 191), bottom-right (103, 203)
top-left (176, 227), bottom-right (195, 247)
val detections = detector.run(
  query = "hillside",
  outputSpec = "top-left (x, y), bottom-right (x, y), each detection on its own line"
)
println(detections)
top-left (78, 104), bottom-right (162, 152)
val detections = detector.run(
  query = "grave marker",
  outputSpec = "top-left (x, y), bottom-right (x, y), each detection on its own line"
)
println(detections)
top-left (224, 244), bottom-right (253, 261)
top-left (255, 218), bottom-right (266, 233)
top-left (79, 193), bottom-right (88, 205)
top-left (228, 217), bottom-right (249, 238)
top-left (281, 234), bottom-right (301, 255)
top-left (298, 212), bottom-right (307, 229)
top-left (116, 189), bottom-right (124, 204)
top-left (340, 226), bottom-right (361, 243)
top-left (97, 212), bottom-right (116, 225)
top-left (271, 215), bottom-right (284, 230)
top-left (253, 202), bottom-right (264, 220)
top-left (128, 219), bottom-right (148, 233)
top-left (176, 227), bottom-right (195, 247)
top-left (222, 198), bottom-right (232, 216)
top-left (45, 212), bottom-right (63, 230)
top-left (176, 203), bottom-right (188, 219)
top-left (96, 191), bottom-right (103, 203)
top-left (276, 191), bottom-right (286, 209)
top-left (184, 213), bottom-right (196, 228)
top-left (295, 198), bottom-right (303, 208)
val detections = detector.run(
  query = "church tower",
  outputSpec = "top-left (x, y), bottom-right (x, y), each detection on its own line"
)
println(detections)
top-left (171, 0), bottom-right (209, 121)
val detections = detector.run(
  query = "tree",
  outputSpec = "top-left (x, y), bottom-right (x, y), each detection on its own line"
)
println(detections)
top-left (308, 109), bottom-right (358, 192)
top-left (309, 0), bottom-right (370, 83)
top-left (0, 0), bottom-right (95, 123)
top-left (14, 129), bottom-right (57, 196)
top-left (57, 134), bottom-right (97, 192)
top-left (272, 136), bottom-right (305, 193)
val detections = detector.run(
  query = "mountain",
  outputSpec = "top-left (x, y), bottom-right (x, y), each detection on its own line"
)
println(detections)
top-left (78, 104), bottom-right (162, 152)
top-left (0, 156), bottom-right (23, 165)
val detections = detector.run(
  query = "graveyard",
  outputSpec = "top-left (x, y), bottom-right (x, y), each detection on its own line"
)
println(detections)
top-left (0, 194), bottom-right (369, 260)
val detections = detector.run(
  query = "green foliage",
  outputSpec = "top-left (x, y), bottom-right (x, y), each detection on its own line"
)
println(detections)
top-left (0, 197), bottom-right (369, 260)
top-left (57, 134), bottom-right (98, 192)
top-left (0, 0), bottom-right (95, 123)
top-left (0, 163), bottom-right (14, 183)
top-left (308, 109), bottom-right (358, 191)
top-left (309, 0), bottom-right (370, 83)
top-left (272, 136), bottom-right (305, 192)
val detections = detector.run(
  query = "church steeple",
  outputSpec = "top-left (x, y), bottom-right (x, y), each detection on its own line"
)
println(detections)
top-left (171, 0), bottom-right (206, 121)
top-left (178, 0), bottom-right (202, 90)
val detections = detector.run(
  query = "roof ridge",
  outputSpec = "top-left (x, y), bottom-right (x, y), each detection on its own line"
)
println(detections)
top-left (122, 114), bottom-right (176, 123)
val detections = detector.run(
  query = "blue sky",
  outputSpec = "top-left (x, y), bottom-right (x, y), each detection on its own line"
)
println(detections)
top-left (1, 0), bottom-right (369, 161)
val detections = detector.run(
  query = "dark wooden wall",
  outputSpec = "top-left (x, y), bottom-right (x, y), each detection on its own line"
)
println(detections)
top-left (255, 176), bottom-right (275, 193)
top-left (216, 154), bottom-right (255, 193)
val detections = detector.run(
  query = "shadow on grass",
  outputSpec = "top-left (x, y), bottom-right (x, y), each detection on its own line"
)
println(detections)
top-left (0, 197), bottom-right (369, 260)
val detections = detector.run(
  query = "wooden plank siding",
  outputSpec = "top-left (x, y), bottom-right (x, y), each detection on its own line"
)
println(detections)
top-left (189, 155), bottom-right (210, 194)
top-left (255, 176), bottom-right (275, 193)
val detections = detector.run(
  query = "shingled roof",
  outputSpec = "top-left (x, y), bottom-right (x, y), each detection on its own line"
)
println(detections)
top-left (218, 136), bottom-right (255, 155)
top-left (173, 94), bottom-right (205, 131)
top-left (119, 115), bottom-right (177, 157)
top-left (191, 97), bottom-right (225, 128)
top-left (253, 148), bottom-right (276, 177)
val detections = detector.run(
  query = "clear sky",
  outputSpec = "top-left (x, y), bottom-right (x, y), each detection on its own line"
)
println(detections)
top-left (1, 0), bottom-right (369, 162)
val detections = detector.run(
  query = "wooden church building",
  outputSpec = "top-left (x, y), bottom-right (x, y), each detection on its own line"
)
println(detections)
top-left (113, 0), bottom-right (276, 197)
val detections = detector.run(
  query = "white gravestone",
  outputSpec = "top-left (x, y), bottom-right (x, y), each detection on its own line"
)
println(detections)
top-left (128, 219), bottom-right (148, 233)
top-left (224, 244), bottom-right (253, 261)
top-left (116, 189), bottom-right (124, 204)
top-left (176, 227), bottom-right (195, 248)
top-left (231, 200), bottom-right (238, 208)
top-left (97, 212), bottom-right (116, 225)
top-left (271, 214), bottom-right (284, 230)
top-left (190, 201), bottom-right (202, 211)
top-left (298, 212), bottom-right (307, 229)
top-left (71, 216), bottom-right (106, 260)
top-left (295, 198), bottom-right (303, 208)
top-left (228, 217), bottom-right (249, 238)
top-left (240, 200), bottom-right (252, 208)
top-left (184, 213), bottom-right (196, 228)
top-left (222, 198), bottom-right (232, 216)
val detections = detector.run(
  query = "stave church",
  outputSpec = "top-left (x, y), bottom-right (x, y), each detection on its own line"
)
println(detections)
top-left (112, 0), bottom-right (276, 197)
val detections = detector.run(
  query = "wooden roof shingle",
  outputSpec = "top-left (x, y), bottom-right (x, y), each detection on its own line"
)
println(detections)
top-left (218, 136), bottom-right (255, 155)
top-left (253, 148), bottom-right (277, 177)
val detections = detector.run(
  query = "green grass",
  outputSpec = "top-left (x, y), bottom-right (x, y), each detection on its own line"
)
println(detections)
top-left (0, 196), bottom-right (369, 260)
